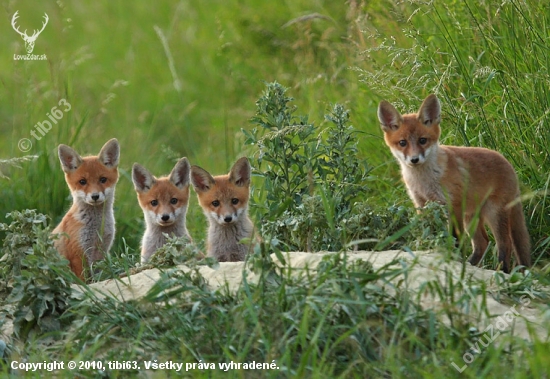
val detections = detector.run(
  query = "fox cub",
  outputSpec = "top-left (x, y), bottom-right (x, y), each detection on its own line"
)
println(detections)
top-left (190, 157), bottom-right (254, 262)
top-left (378, 94), bottom-right (531, 273)
top-left (53, 138), bottom-right (120, 280)
top-left (132, 158), bottom-right (192, 263)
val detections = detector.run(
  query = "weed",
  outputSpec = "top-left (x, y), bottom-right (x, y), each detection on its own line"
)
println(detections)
top-left (245, 82), bottom-right (371, 251)
top-left (0, 210), bottom-right (72, 338)
top-left (0, 1), bottom-right (547, 377)
top-left (358, 0), bottom-right (550, 264)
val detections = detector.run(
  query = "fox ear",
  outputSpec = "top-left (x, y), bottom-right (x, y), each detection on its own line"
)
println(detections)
top-left (190, 166), bottom-right (215, 192)
top-left (418, 94), bottom-right (441, 127)
top-left (229, 157), bottom-right (251, 187)
top-left (132, 163), bottom-right (156, 192)
top-left (98, 138), bottom-right (120, 168)
top-left (169, 157), bottom-right (191, 189)
top-left (58, 144), bottom-right (83, 173)
top-left (378, 101), bottom-right (403, 132)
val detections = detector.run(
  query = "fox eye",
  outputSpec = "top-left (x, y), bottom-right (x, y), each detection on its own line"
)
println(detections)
top-left (399, 140), bottom-right (407, 147)
top-left (419, 138), bottom-right (427, 145)
top-left (79, 179), bottom-right (87, 185)
top-left (99, 177), bottom-right (107, 184)
top-left (212, 200), bottom-right (220, 207)
top-left (151, 200), bottom-right (158, 206)
top-left (231, 198), bottom-right (239, 205)
top-left (170, 198), bottom-right (178, 204)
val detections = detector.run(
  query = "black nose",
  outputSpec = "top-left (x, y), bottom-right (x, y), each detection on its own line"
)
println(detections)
top-left (224, 216), bottom-right (233, 223)
top-left (91, 194), bottom-right (100, 201)
top-left (161, 215), bottom-right (170, 222)
top-left (410, 157), bottom-right (419, 164)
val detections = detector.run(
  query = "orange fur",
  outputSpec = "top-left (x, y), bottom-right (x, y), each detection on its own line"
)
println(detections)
top-left (194, 175), bottom-right (250, 223)
top-left (190, 157), bottom-right (253, 262)
top-left (54, 212), bottom-right (86, 278)
top-left (378, 95), bottom-right (531, 272)
top-left (52, 139), bottom-right (119, 280)
top-left (136, 180), bottom-right (190, 217)
top-left (132, 158), bottom-right (191, 263)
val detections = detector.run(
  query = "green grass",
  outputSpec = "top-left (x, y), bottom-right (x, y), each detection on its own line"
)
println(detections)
top-left (1, 0), bottom-right (550, 377)
top-left (1, 0), bottom-right (366, 250)
top-left (357, 0), bottom-right (550, 264)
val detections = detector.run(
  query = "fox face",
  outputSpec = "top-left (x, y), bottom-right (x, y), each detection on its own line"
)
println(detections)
top-left (58, 138), bottom-right (120, 205)
top-left (377, 94), bottom-right (532, 273)
top-left (132, 158), bottom-right (191, 227)
top-left (378, 94), bottom-right (441, 167)
top-left (190, 157), bottom-right (250, 226)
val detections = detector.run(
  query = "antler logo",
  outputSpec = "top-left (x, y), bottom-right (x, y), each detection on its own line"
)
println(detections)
top-left (11, 11), bottom-right (49, 54)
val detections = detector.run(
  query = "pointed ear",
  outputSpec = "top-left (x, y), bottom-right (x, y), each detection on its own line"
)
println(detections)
top-left (417, 94), bottom-right (441, 127)
top-left (378, 101), bottom-right (403, 132)
top-left (169, 157), bottom-right (191, 189)
top-left (132, 163), bottom-right (156, 192)
top-left (228, 157), bottom-right (251, 187)
top-left (58, 144), bottom-right (83, 173)
top-left (98, 138), bottom-right (120, 168)
top-left (190, 166), bottom-right (215, 193)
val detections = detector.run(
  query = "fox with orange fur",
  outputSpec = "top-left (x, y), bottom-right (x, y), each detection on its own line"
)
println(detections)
top-left (378, 94), bottom-right (531, 273)
top-left (190, 157), bottom-right (254, 262)
top-left (132, 158), bottom-right (192, 263)
top-left (52, 139), bottom-right (120, 280)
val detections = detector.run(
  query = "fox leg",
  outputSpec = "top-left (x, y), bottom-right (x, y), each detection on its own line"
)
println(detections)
top-left (466, 215), bottom-right (489, 267)
top-left (448, 204), bottom-right (465, 246)
top-left (68, 254), bottom-right (85, 280)
top-left (509, 203), bottom-right (532, 268)
top-left (486, 209), bottom-right (513, 273)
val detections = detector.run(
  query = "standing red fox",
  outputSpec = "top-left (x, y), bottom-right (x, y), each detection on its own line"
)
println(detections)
top-left (378, 94), bottom-right (531, 273)
top-left (52, 139), bottom-right (120, 280)
top-left (190, 157), bottom-right (254, 262)
top-left (132, 158), bottom-right (192, 263)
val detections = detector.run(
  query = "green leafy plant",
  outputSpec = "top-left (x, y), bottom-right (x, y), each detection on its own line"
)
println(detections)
top-left (245, 82), bottom-right (452, 254)
top-left (146, 235), bottom-right (216, 269)
top-left (0, 210), bottom-right (72, 337)
top-left (244, 82), bottom-right (372, 251)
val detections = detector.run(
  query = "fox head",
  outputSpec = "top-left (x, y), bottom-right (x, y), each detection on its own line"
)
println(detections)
top-left (190, 157), bottom-right (251, 226)
top-left (58, 138), bottom-right (120, 206)
top-left (132, 158), bottom-right (191, 227)
top-left (378, 94), bottom-right (441, 167)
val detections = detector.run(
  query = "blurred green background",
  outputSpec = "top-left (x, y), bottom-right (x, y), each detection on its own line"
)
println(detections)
top-left (1, 0), bottom-right (548, 265)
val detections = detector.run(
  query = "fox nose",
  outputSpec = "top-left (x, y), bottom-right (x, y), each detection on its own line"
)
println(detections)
top-left (91, 194), bottom-right (100, 201)
top-left (410, 157), bottom-right (420, 164)
top-left (161, 214), bottom-right (170, 222)
top-left (224, 216), bottom-right (233, 223)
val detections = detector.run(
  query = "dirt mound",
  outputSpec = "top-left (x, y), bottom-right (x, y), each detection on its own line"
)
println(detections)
top-left (81, 250), bottom-right (548, 344)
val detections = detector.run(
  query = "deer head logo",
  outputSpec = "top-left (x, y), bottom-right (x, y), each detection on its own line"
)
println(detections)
top-left (11, 11), bottom-right (49, 54)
